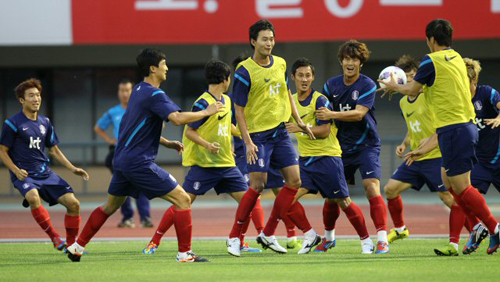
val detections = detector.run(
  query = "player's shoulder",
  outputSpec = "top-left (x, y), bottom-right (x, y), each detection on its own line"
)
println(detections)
top-left (358, 74), bottom-right (376, 88)
top-left (272, 55), bottom-right (286, 65)
top-left (420, 54), bottom-right (433, 65)
top-left (326, 75), bottom-right (343, 86)
top-left (109, 104), bottom-right (124, 113)
top-left (6, 112), bottom-right (23, 123)
top-left (313, 90), bottom-right (327, 100)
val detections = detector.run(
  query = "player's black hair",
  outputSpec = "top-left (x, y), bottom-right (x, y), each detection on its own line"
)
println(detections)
top-left (119, 78), bottom-right (133, 86)
top-left (426, 19), bottom-right (453, 47)
top-left (291, 57), bottom-right (315, 76)
top-left (249, 20), bottom-right (275, 49)
top-left (395, 55), bottom-right (419, 73)
top-left (232, 53), bottom-right (248, 70)
top-left (136, 48), bottom-right (166, 78)
top-left (205, 59), bottom-right (231, 85)
top-left (338, 40), bottom-right (371, 65)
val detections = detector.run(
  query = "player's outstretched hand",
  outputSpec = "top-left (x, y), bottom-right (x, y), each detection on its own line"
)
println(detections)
top-left (206, 142), bottom-right (221, 154)
top-left (377, 73), bottom-right (398, 100)
top-left (246, 142), bottom-right (259, 165)
top-left (205, 102), bottom-right (225, 116)
top-left (73, 167), bottom-right (89, 181)
top-left (316, 107), bottom-right (333, 121)
top-left (166, 140), bottom-right (184, 155)
top-left (285, 123), bottom-right (302, 134)
top-left (15, 169), bottom-right (28, 181)
top-left (484, 118), bottom-right (500, 129)
top-left (297, 121), bottom-right (315, 140)
top-left (403, 150), bottom-right (423, 166)
top-left (396, 144), bottom-right (406, 158)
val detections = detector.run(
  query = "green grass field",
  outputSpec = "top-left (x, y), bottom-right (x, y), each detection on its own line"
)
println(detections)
top-left (1, 239), bottom-right (499, 282)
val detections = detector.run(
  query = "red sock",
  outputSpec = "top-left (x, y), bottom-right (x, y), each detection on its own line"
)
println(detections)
top-left (239, 216), bottom-right (252, 245)
top-left (64, 214), bottom-right (81, 246)
top-left (173, 208), bottom-right (192, 252)
top-left (369, 195), bottom-right (388, 232)
top-left (287, 202), bottom-right (312, 233)
top-left (77, 207), bottom-right (109, 247)
top-left (151, 206), bottom-right (175, 245)
top-left (282, 213), bottom-right (297, 237)
top-left (464, 218), bottom-right (472, 233)
top-left (449, 204), bottom-right (465, 244)
top-left (323, 200), bottom-right (340, 231)
top-left (459, 186), bottom-right (498, 234)
top-left (263, 185), bottom-right (297, 236)
top-left (450, 188), bottom-right (480, 228)
top-left (387, 196), bottom-right (405, 228)
top-left (31, 205), bottom-right (60, 240)
top-left (343, 202), bottom-right (370, 240)
top-left (251, 199), bottom-right (265, 233)
top-left (263, 209), bottom-right (280, 236)
top-left (229, 188), bottom-right (260, 238)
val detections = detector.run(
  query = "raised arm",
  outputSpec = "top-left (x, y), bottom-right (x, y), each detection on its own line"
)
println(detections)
top-left (168, 102), bottom-right (224, 126)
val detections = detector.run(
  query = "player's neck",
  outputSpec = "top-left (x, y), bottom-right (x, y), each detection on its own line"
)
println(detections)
top-left (252, 53), bottom-right (271, 66)
top-left (208, 85), bottom-right (224, 100)
top-left (22, 109), bottom-right (38, 121)
top-left (121, 102), bottom-right (128, 109)
top-left (343, 73), bottom-right (360, 86)
top-left (432, 45), bottom-right (450, 53)
top-left (297, 88), bottom-right (313, 101)
top-left (144, 76), bottom-right (162, 88)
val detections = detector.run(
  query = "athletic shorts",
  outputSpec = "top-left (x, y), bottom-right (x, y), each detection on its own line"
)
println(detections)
top-left (235, 155), bottom-right (284, 189)
top-left (108, 162), bottom-right (179, 200)
top-left (342, 146), bottom-right (382, 185)
top-left (437, 122), bottom-right (478, 177)
top-left (391, 158), bottom-right (447, 192)
top-left (471, 161), bottom-right (500, 194)
top-left (299, 156), bottom-right (349, 199)
top-left (13, 172), bottom-right (73, 206)
top-left (183, 166), bottom-right (248, 195)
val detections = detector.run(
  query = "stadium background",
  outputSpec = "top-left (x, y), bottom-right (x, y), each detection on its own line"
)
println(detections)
top-left (1, 0), bottom-right (500, 229)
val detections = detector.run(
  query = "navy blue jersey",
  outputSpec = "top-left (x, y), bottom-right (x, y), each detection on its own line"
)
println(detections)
top-left (228, 92), bottom-right (245, 158)
top-left (322, 74), bottom-right (380, 152)
top-left (473, 85), bottom-right (500, 167)
top-left (113, 81), bottom-right (181, 170)
top-left (0, 112), bottom-right (59, 181)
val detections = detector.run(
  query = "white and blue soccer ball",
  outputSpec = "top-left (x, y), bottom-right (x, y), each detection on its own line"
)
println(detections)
top-left (378, 66), bottom-right (407, 89)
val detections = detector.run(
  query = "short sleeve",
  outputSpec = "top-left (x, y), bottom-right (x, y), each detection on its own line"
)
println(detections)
top-left (96, 111), bottom-right (112, 130)
top-left (45, 120), bottom-right (59, 148)
top-left (315, 95), bottom-right (332, 125)
top-left (414, 55), bottom-right (435, 87)
top-left (356, 80), bottom-right (377, 109)
top-left (150, 91), bottom-right (182, 122)
top-left (322, 81), bottom-right (332, 99)
top-left (489, 87), bottom-right (500, 111)
top-left (0, 119), bottom-right (17, 148)
top-left (233, 66), bottom-right (251, 107)
top-left (188, 99), bottom-right (210, 129)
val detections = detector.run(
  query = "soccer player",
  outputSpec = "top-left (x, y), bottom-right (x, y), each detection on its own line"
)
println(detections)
top-left (286, 58), bottom-right (374, 254)
top-left (0, 78), bottom-right (88, 251)
top-left (381, 19), bottom-right (499, 255)
top-left (460, 57), bottom-right (500, 254)
top-left (94, 79), bottom-right (153, 228)
top-left (66, 48), bottom-right (223, 263)
top-left (384, 55), bottom-right (466, 256)
top-left (317, 40), bottom-right (389, 254)
top-left (229, 19), bottom-right (316, 254)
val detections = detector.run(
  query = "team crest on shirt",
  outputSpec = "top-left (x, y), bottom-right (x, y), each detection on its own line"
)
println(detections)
top-left (474, 101), bottom-right (482, 111)
top-left (193, 182), bottom-right (200, 191)
top-left (39, 125), bottom-right (46, 135)
top-left (22, 183), bottom-right (30, 189)
top-left (352, 90), bottom-right (359, 100)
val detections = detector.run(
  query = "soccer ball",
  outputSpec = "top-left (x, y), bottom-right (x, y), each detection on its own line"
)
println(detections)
top-left (378, 66), bottom-right (407, 88)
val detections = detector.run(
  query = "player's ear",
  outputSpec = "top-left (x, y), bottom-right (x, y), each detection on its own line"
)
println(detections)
top-left (250, 39), bottom-right (256, 48)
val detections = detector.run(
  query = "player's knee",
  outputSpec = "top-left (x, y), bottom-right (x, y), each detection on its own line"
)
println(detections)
top-left (286, 177), bottom-right (301, 189)
top-left (251, 181), bottom-right (266, 192)
top-left (174, 192), bottom-right (191, 210)
top-left (25, 193), bottom-right (41, 208)
top-left (384, 185), bottom-right (397, 199)
top-left (66, 199), bottom-right (80, 214)
top-left (438, 192), bottom-right (454, 207)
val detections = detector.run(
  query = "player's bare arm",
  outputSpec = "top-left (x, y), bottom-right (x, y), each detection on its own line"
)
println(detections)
top-left (93, 125), bottom-right (117, 145)
top-left (168, 102), bottom-right (224, 126)
top-left (378, 73), bottom-right (422, 99)
top-left (317, 104), bottom-right (369, 122)
top-left (230, 124), bottom-right (241, 138)
top-left (484, 102), bottom-right (500, 128)
top-left (160, 136), bottom-right (183, 155)
top-left (404, 134), bottom-right (438, 165)
top-left (288, 90), bottom-right (315, 140)
top-left (48, 145), bottom-right (89, 180)
top-left (185, 126), bottom-right (220, 154)
top-left (0, 144), bottom-right (28, 181)
top-left (234, 104), bottom-right (258, 165)
top-left (285, 122), bottom-right (330, 139)
top-left (396, 131), bottom-right (410, 158)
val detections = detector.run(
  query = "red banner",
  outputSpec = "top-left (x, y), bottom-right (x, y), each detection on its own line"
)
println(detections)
top-left (72, 0), bottom-right (500, 44)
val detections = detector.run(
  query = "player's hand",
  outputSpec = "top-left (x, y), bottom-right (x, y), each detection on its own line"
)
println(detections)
top-left (206, 142), bottom-right (221, 154)
top-left (396, 144), bottom-right (406, 158)
top-left (72, 167), bottom-right (89, 181)
top-left (285, 123), bottom-right (302, 134)
top-left (377, 73), bottom-right (398, 100)
top-left (205, 102), bottom-right (225, 116)
top-left (484, 118), bottom-right (500, 129)
top-left (166, 140), bottom-right (184, 155)
top-left (316, 107), bottom-right (334, 121)
top-left (297, 121), bottom-right (315, 140)
top-left (246, 142), bottom-right (259, 165)
top-left (403, 150), bottom-right (424, 166)
top-left (15, 169), bottom-right (28, 181)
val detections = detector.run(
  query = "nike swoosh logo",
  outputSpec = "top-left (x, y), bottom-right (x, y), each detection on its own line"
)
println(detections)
top-left (23, 128), bottom-right (29, 131)
top-left (332, 95), bottom-right (338, 98)
top-left (264, 78), bottom-right (270, 83)
top-left (445, 55), bottom-right (457, 61)
top-left (406, 111), bottom-right (415, 118)
top-left (300, 114), bottom-right (308, 119)
top-left (218, 112), bottom-right (229, 120)
top-left (438, 184), bottom-right (444, 188)
top-left (333, 190), bottom-right (340, 194)
top-left (366, 171), bottom-right (374, 175)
